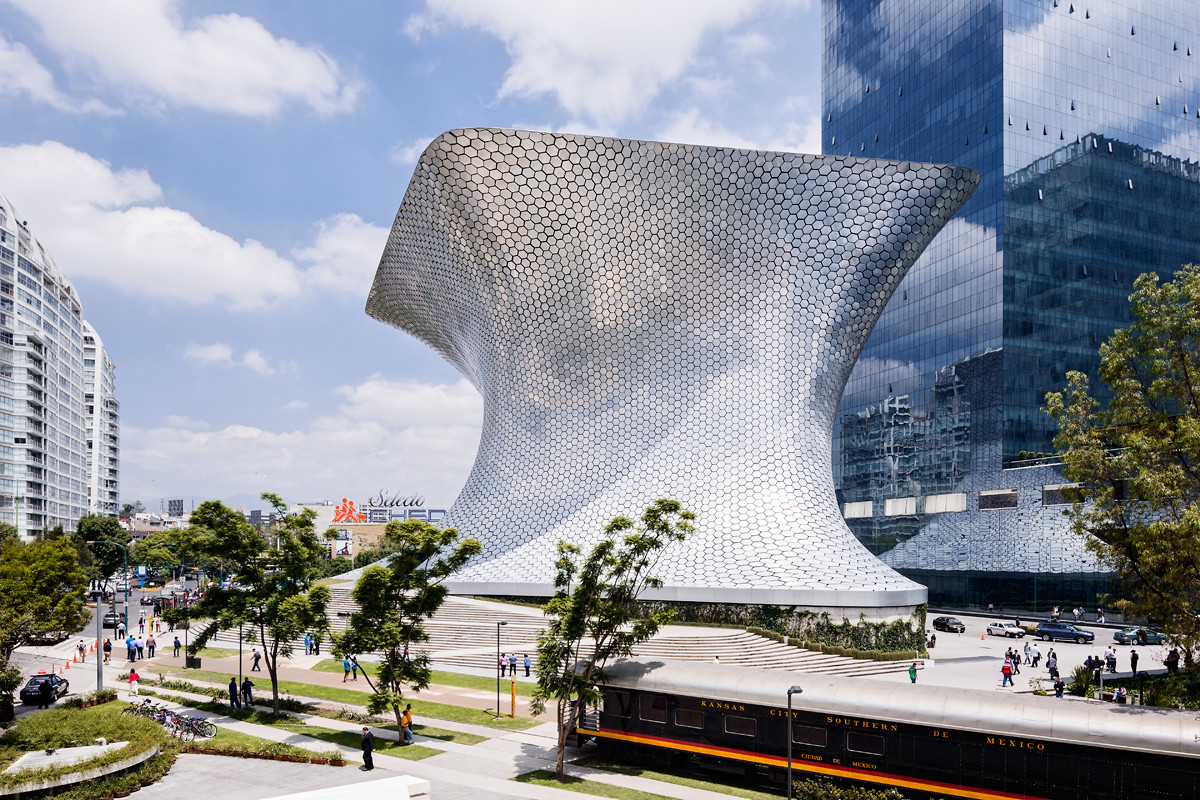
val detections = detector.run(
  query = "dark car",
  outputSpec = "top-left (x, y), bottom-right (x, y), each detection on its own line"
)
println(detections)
top-left (25, 631), bottom-right (68, 645)
top-left (18, 674), bottom-right (69, 704)
top-left (1033, 620), bottom-right (1095, 643)
top-left (932, 616), bottom-right (966, 633)
top-left (1113, 626), bottom-right (1168, 645)
top-left (139, 595), bottom-right (157, 606)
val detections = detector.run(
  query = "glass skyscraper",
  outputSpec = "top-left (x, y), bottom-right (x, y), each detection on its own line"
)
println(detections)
top-left (824, 0), bottom-right (1200, 605)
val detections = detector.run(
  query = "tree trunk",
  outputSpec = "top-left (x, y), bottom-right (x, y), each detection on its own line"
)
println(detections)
top-left (393, 705), bottom-right (403, 743)
top-left (555, 696), bottom-right (569, 781)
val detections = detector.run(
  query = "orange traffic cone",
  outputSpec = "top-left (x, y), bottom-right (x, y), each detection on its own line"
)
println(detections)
top-left (72, 653), bottom-right (78, 664)
top-left (981, 631), bottom-right (986, 640)
top-left (64, 660), bottom-right (70, 670)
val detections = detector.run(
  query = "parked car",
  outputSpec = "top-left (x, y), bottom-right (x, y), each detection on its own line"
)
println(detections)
top-left (1113, 626), bottom-right (1168, 645)
top-left (18, 674), bottom-right (69, 704)
top-left (1033, 620), bottom-right (1095, 643)
top-left (139, 595), bottom-right (157, 605)
top-left (986, 621), bottom-right (1026, 638)
top-left (102, 612), bottom-right (122, 628)
top-left (932, 616), bottom-right (966, 633)
top-left (25, 631), bottom-right (68, 645)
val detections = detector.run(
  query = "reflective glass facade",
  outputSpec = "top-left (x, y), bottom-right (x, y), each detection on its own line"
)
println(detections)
top-left (824, 0), bottom-right (1200, 605)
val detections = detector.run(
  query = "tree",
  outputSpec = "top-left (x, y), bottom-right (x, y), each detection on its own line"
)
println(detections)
top-left (120, 500), bottom-right (146, 519)
top-left (531, 498), bottom-right (694, 780)
top-left (0, 536), bottom-right (88, 665)
top-left (333, 519), bottom-right (481, 739)
top-left (77, 514), bottom-right (132, 582)
top-left (129, 531), bottom-right (183, 575)
top-left (1046, 264), bottom-right (1200, 664)
top-left (184, 493), bottom-right (331, 716)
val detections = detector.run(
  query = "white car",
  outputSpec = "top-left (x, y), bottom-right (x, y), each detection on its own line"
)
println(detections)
top-left (986, 621), bottom-right (1026, 638)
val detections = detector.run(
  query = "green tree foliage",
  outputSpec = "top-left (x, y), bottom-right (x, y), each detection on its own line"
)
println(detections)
top-left (129, 531), bottom-right (183, 575)
top-left (531, 498), bottom-right (694, 780)
top-left (333, 518), bottom-right (481, 740)
top-left (183, 493), bottom-right (331, 716)
top-left (0, 537), bottom-right (88, 665)
top-left (77, 514), bottom-right (132, 582)
top-left (1046, 264), bottom-right (1200, 663)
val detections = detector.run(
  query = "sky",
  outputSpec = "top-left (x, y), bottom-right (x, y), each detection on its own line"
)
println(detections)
top-left (0, 0), bottom-right (823, 513)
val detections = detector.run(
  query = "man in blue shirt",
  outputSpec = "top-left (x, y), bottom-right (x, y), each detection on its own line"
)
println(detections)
top-left (523, 654), bottom-right (531, 677)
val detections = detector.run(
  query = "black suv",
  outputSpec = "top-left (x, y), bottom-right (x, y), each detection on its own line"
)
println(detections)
top-left (1033, 620), bottom-right (1095, 643)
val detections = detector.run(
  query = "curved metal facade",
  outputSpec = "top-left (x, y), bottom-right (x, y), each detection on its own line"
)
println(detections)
top-left (366, 128), bottom-right (977, 611)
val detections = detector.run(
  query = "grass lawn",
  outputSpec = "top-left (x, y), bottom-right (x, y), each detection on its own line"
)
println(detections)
top-left (264, 719), bottom-right (440, 760)
top-left (515, 770), bottom-right (677, 800)
top-left (194, 646), bottom-right (240, 659)
top-left (573, 758), bottom-right (783, 800)
top-left (375, 722), bottom-right (487, 745)
top-left (310, 659), bottom-right (538, 695)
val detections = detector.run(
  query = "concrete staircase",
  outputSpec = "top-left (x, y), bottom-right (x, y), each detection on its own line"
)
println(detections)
top-left (209, 585), bottom-right (915, 677)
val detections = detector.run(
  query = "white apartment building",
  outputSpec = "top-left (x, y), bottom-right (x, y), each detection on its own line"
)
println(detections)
top-left (0, 192), bottom-right (117, 537)
top-left (84, 321), bottom-right (119, 517)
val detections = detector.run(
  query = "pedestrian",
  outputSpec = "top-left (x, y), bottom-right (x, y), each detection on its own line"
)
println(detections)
top-left (125, 636), bottom-right (135, 662)
top-left (77, 640), bottom-right (86, 663)
top-left (909, 662), bottom-right (917, 683)
top-left (1009, 648), bottom-right (1020, 675)
top-left (1131, 649), bottom-right (1140, 675)
top-left (343, 656), bottom-right (351, 682)
top-left (1097, 607), bottom-right (1105, 624)
top-left (508, 652), bottom-right (517, 676)
top-left (251, 648), bottom-right (262, 671)
top-left (988, 602), bottom-right (994, 615)
top-left (1054, 676), bottom-right (1065, 698)
top-left (400, 703), bottom-right (414, 745)
top-left (1052, 606), bottom-right (1060, 620)
top-left (1014, 616), bottom-right (1021, 630)
top-left (499, 652), bottom-right (506, 677)
top-left (312, 637), bottom-right (320, 655)
top-left (1047, 652), bottom-right (1059, 680)
top-left (1106, 647), bottom-right (1117, 674)
top-left (241, 676), bottom-right (254, 707)
top-left (524, 653), bottom-right (531, 677)
top-left (304, 633), bottom-right (311, 655)
top-left (351, 657), bottom-right (359, 681)
top-left (1166, 648), bottom-right (1180, 674)
top-left (37, 677), bottom-right (53, 709)
top-left (713, 655), bottom-right (720, 665)
top-left (1030, 643), bottom-right (1040, 668)
top-left (361, 726), bottom-right (375, 770)
top-left (1023, 642), bottom-right (1031, 665)
top-left (928, 633), bottom-right (936, 649)
top-left (147, 634), bottom-right (156, 658)
top-left (116, 620), bottom-right (125, 638)
top-left (129, 668), bottom-right (140, 696)
top-left (228, 676), bottom-right (241, 709)
top-left (103, 638), bottom-right (112, 664)
top-left (173, 636), bottom-right (181, 657)
top-left (138, 619), bottom-right (145, 635)
top-left (136, 637), bottom-right (145, 660)
top-left (1001, 658), bottom-right (1014, 687)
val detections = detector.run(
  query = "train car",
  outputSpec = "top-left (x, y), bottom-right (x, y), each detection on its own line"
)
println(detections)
top-left (579, 659), bottom-right (1200, 799)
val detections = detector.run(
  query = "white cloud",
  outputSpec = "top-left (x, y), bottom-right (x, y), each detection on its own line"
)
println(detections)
top-left (282, 400), bottom-right (309, 412)
top-left (387, 136), bottom-right (436, 166)
top-left (406, 0), bottom-right (771, 126)
top-left (292, 213), bottom-right (390, 296)
top-left (0, 33), bottom-right (120, 115)
top-left (122, 377), bottom-right (484, 505)
top-left (0, 141), bottom-right (387, 310)
top-left (5, 0), bottom-right (362, 117)
top-left (183, 343), bottom-right (284, 376)
top-left (655, 106), bottom-right (822, 154)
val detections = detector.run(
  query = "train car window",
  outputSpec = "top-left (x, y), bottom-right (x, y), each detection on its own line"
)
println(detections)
top-left (639, 694), bottom-right (667, 724)
top-left (725, 716), bottom-right (757, 737)
top-left (605, 691), bottom-right (633, 718)
top-left (674, 709), bottom-right (704, 729)
top-left (791, 724), bottom-right (827, 747)
top-left (846, 732), bottom-right (885, 756)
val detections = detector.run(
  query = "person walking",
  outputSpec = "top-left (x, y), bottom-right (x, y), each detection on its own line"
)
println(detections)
top-left (523, 653), bottom-right (531, 677)
top-left (343, 656), bottom-right (351, 683)
top-left (1054, 676), bottom-right (1065, 698)
top-left (1023, 642), bottom-right (1031, 665)
top-left (400, 704), bottom-right (414, 745)
top-left (102, 638), bottom-right (112, 664)
top-left (1030, 643), bottom-right (1041, 668)
top-left (173, 636), bottom-right (181, 657)
top-left (1001, 658), bottom-right (1014, 687)
top-left (251, 648), bottom-right (262, 671)
top-left (146, 634), bottom-right (156, 658)
top-left (499, 652), bottom-right (507, 677)
top-left (508, 653), bottom-right (517, 676)
top-left (37, 678), bottom-right (53, 709)
top-left (1131, 649), bottom-right (1140, 675)
top-left (909, 662), bottom-right (918, 683)
top-left (360, 727), bottom-right (375, 770)
top-left (136, 637), bottom-right (145, 661)
top-left (125, 636), bottom-right (135, 662)
top-left (304, 634), bottom-right (311, 656)
top-left (351, 657), bottom-right (360, 681)
top-left (1047, 651), bottom-right (1059, 680)
top-left (241, 676), bottom-right (254, 707)
top-left (77, 640), bottom-right (86, 663)
top-left (129, 668), bottom-right (140, 696)
top-left (228, 676), bottom-right (241, 709)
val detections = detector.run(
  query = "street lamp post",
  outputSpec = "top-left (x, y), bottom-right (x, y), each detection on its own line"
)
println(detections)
top-left (95, 540), bottom-right (129, 636)
top-left (786, 685), bottom-right (803, 800)
top-left (495, 620), bottom-right (507, 718)
top-left (91, 584), bottom-right (104, 691)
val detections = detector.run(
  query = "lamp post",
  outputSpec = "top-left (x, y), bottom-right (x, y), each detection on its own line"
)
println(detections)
top-left (786, 685), bottom-right (803, 800)
top-left (95, 540), bottom-right (129, 636)
top-left (495, 620), bottom-right (507, 718)
top-left (90, 584), bottom-right (104, 691)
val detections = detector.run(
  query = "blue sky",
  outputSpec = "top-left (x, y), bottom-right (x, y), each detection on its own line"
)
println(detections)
top-left (0, 0), bottom-right (822, 511)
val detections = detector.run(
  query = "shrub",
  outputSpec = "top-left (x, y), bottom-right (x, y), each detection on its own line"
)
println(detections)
top-left (1068, 665), bottom-right (1093, 697)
